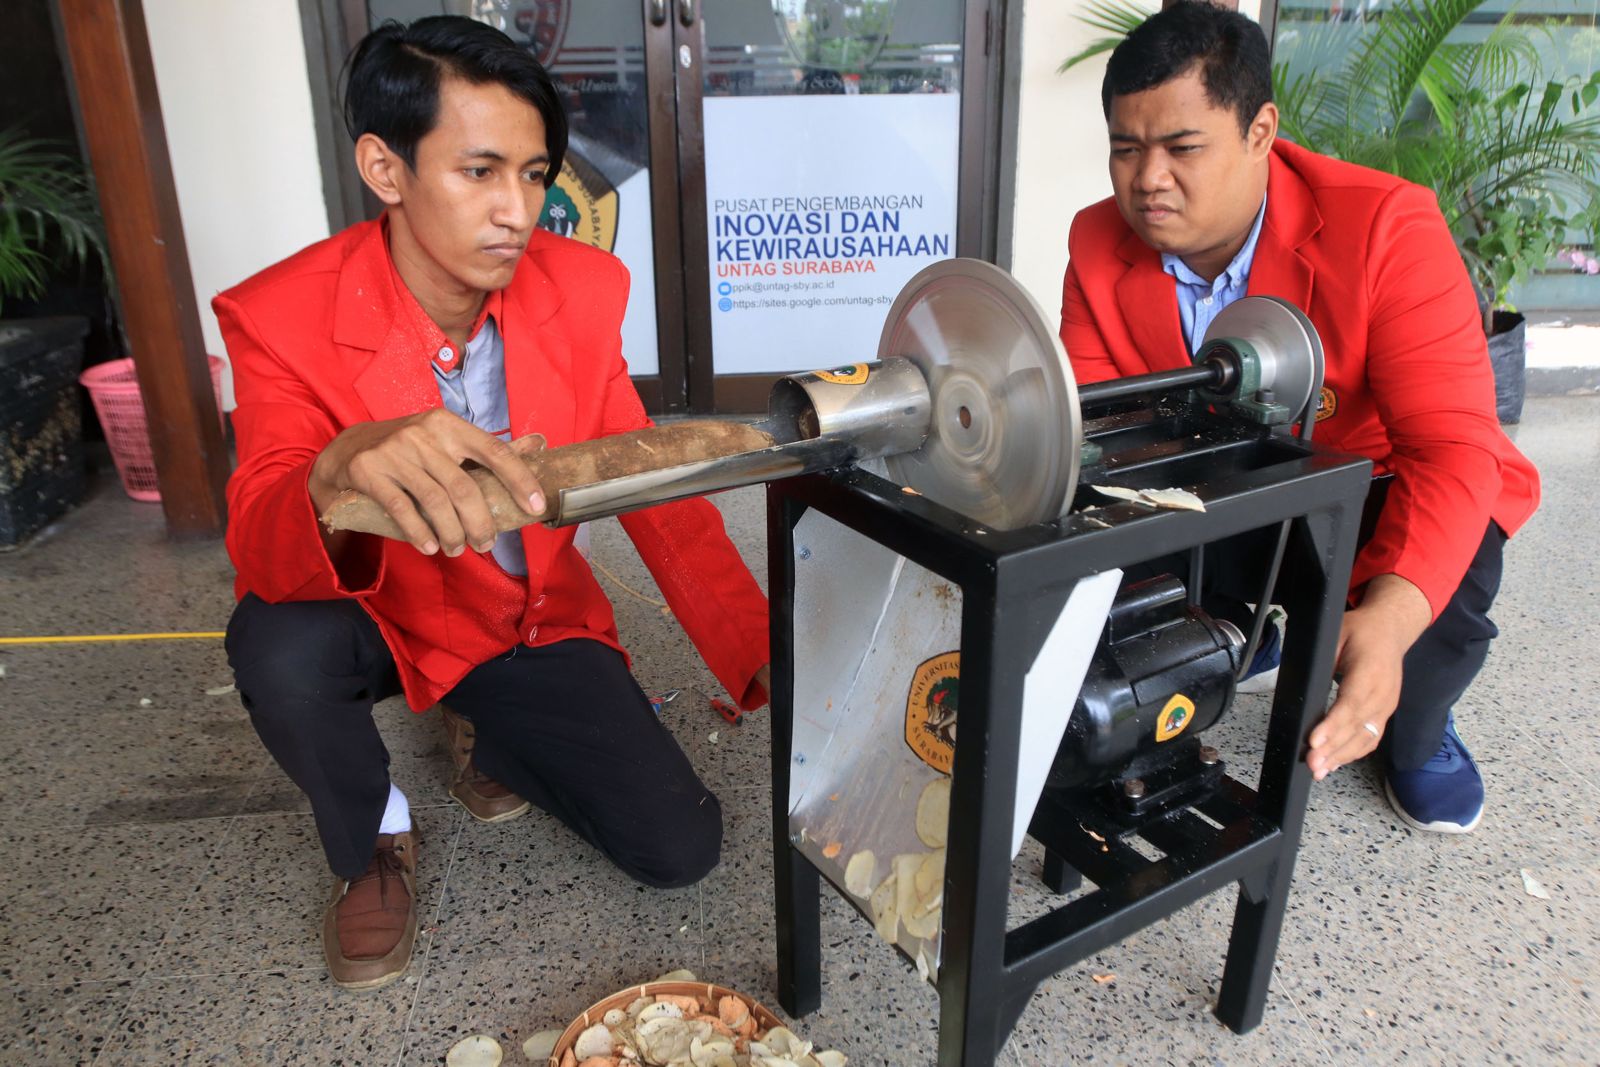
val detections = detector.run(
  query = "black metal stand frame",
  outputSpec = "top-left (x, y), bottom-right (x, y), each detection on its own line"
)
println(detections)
top-left (768, 416), bottom-right (1372, 1066)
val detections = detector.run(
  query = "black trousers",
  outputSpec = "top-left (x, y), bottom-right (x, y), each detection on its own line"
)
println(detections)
top-left (225, 594), bottom-right (721, 883)
top-left (1381, 521), bottom-right (1504, 770)
top-left (1134, 480), bottom-right (1506, 773)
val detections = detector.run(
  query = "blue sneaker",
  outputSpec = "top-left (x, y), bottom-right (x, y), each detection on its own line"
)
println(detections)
top-left (1235, 615), bottom-right (1282, 695)
top-left (1384, 714), bottom-right (1484, 833)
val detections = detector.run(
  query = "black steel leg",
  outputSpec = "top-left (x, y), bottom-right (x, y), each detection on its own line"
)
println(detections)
top-left (934, 581), bottom-right (1045, 1067)
top-left (769, 488), bottom-right (821, 1017)
top-left (1216, 507), bottom-right (1361, 1034)
top-left (775, 841), bottom-right (823, 1018)
top-left (1042, 850), bottom-right (1082, 894)
top-left (1215, 858), bottom-right (1291, 1032)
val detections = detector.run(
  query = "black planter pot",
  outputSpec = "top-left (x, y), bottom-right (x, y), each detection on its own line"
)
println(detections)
top-left (0, 316), bottom-right (90, 548)
top-left (1487, 309), bottom-right (1526, 425)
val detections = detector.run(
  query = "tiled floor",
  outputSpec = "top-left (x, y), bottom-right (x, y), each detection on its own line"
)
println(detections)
top-left (1, 397), bottom-right (1596, 1065)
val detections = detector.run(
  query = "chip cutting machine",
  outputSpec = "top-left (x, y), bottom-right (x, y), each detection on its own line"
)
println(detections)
top-left (753, 261), bottom-right (1372, 1067)
top-left (321, 258), bottom-right (1372, 1065)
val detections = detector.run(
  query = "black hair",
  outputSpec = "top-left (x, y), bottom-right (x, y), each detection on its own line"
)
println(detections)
top-left (342, 15), bottom-right (567, 185)
top-left (1101, 1), bottom-right (1273, 136)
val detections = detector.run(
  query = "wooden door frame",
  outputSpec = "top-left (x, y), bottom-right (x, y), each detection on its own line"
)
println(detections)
top-left (56, 0), bottom-right (230, 536)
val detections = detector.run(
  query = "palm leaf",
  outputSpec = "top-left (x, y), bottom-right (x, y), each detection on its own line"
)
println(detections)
top-left (0, 128), bottom-right (108, 314)
top-left (1059, 0), bottom-right (1155, 73)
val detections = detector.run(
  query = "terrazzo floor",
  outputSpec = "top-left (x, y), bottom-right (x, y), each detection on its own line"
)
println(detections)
top-left (0, 396), bottom-right (1595, 1065)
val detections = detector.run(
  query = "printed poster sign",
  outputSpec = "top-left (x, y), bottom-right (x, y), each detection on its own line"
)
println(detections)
top-left (703, 94), bottom-right (960, 375)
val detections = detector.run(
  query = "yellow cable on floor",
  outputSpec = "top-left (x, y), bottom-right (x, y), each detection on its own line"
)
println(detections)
top-left (1, 558), bottom-right (670, 645)
top-left (0, 631), bottom-right (225, 645)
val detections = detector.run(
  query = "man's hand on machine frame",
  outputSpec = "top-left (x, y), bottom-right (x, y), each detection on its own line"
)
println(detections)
top-left (308, 409), bottom-right (545, 558)
top-left (1307, 574), bottom-right (1433, 781)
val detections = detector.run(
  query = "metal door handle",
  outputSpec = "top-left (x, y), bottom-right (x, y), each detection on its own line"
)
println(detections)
top-left (679, 0), bottom-right (696, 27)
top-left (649, 0), bottom-right (666, 26)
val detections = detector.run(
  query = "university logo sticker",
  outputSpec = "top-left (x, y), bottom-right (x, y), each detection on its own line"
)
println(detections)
top-left (538, 150), bottom-right (619, 253)
top-left (1155, 693), bottom-right (1196, 742)
top-left (905, 651), bottom-right (959, 773)
top-left (1315, 386), bottom-right (1337, 422)
top-left (815, 363), bottom-right (870, 385)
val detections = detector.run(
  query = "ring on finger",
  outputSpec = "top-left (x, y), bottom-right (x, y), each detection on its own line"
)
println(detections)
top-left (1362, 722), bottom-right (1381, 739)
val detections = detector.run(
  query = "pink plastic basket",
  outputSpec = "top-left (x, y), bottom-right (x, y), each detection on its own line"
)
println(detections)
top-left (79, 355), bottom-right (227, 502)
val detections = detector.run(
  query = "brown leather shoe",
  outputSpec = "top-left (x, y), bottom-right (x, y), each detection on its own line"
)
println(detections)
top-left (322, 828), bottom-right (419, 990)
top-left (439, 703), bottom-right (532, 823)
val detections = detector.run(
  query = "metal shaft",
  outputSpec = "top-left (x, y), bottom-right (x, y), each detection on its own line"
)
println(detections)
top-left (1078, 363), bottom-right (1225, 407)
top-left (553, 357), bottom-right (932, 527)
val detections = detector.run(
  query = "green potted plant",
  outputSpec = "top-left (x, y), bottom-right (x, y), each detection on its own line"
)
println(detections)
top-left (1063, 0), bottom-right (1600, 423)
top-left (0, 128), bottom-right (109, 546)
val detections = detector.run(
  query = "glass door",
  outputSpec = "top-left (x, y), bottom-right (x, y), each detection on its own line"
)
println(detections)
top-left (354, 0), bottom-right (987, 412)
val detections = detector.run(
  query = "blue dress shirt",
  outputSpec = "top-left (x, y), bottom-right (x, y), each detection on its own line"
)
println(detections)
top-left (1161, 196), bottom-right (1268, 355)
top-left (433, 315), bottom-right (528, 576)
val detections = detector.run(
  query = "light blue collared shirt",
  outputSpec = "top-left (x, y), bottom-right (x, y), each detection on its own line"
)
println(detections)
top-left (1161, 196), bottom-right (1268, 355)
top-left (434, 314), bottom-right (528, 576)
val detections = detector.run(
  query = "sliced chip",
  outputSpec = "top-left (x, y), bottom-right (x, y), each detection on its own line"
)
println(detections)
top-left (521, 1030), bottom-right (563, 1063)
top-left (763, 1027), bottom-right (801, 1055)
top-left (637, 1001), bottom-right (684, 1023)
top-left (690, 1035), bottom-right (739, 1067)
top-left (655, 993), bottom-right (701, 1014)
top-left (571, 1024), bottom-right (614, 1060)
top-left (901, 904), bottom-right (939, 940)
top-left (915, 778), bottom-right (951, 848)
top-left (1091, 484), bottom-right (1145, 503)
top-left (843, 850), bottom-right (876, 898)
top-left (870, 873), bottom-right (899, 942)
top-left (913, 848), bottom-right (945, 900)
top-left (1143, 487), bottom-right (1205, 511)
top-left (717, 994), bottom-right (749, 1030)
top-left (445, 1034), bottom-right (503, 1067)
top-left (893, 853), bottom-right (922, 936)
top-left (815, 1051), bottom-right (848, 1067)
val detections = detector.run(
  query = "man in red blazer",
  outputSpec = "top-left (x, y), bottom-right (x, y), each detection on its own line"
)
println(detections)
top-left (215, 17), bottom-right (769, 990)
top-left (1060, 3), bottom-right (1538, 835)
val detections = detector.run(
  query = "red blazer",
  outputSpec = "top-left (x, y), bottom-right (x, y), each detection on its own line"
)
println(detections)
top-left (215, 220), bottom-right (770, 711)
top-left (1060, 140), bottom-right (1539, 617)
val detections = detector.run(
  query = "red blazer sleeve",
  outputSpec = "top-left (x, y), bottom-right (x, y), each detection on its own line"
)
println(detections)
top-left (1350, 184), bottom-right (1506, 616)
top-left (214, 293), bottom-right (388, 603)
top-left (1059, 254), bottom-right (1121, 385)
top-left (594, 261), bottom-right (772, 709)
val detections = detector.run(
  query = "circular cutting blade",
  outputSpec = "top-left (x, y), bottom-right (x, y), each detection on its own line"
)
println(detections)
top-left (1202, 296), bottom-right (1325, 426)
top-left (881, 260), bottom-right (1082, 530)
